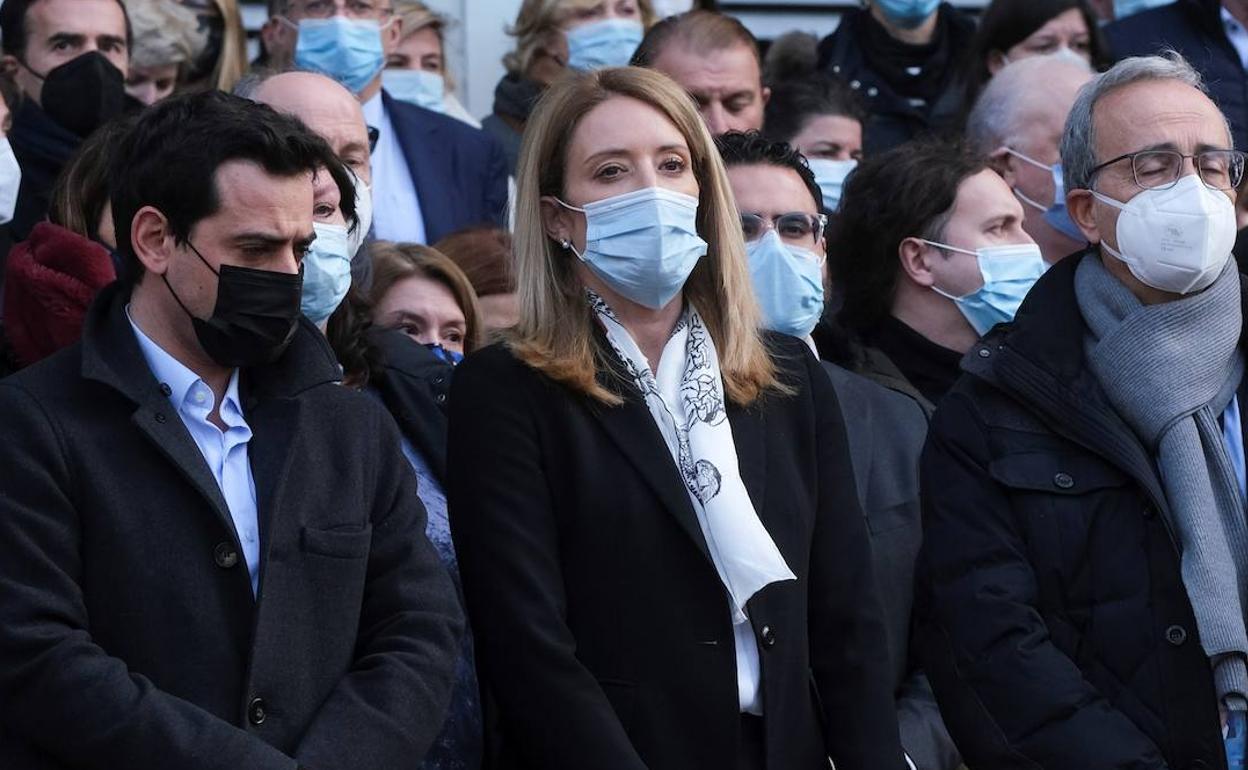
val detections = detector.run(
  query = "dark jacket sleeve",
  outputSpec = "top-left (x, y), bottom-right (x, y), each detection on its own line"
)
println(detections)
top-left (0, 382), bottom-right (297, 770)
top-left (446, 350), bottom-right (649, 770)
top-left (801, 346), bottom-right (909, 770)
top-left (294, 403), bottom-right (464, 769)
top-left (480, 131), bottom-right (510, 229)
top-left (916, 392), bottom-right (1168, 770)
top-left (897, 671), bottom-right (962, 770)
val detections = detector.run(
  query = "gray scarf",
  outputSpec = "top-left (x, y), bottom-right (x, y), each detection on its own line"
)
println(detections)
top-left (1076, 254), bottom-right (1248, 707)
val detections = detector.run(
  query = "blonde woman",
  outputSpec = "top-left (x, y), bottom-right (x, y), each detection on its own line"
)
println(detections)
top-left (381, 1), bottom-right (480, 127)
top-left (482, 0), bottom-right (657, 174)
top-left (447, 66), bottom-right (906, 770)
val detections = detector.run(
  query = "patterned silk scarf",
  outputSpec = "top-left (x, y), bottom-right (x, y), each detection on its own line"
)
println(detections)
top-left (589, 291), bottom-right (795, 622)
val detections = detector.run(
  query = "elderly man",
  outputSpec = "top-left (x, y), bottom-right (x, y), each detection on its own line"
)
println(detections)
top-left (632, 10), bottom-right (768, 136)
top-left (918, 52), bottom-right (1248, 769)
top-left (967, 51), bottom-right (1093, 264)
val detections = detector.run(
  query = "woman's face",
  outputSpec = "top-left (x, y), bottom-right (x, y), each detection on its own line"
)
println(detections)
top-left (374, 274), bottom-right (468, 353)
top-left (789, 113), bottom-right (863, 162)
top-left (562, 0), bottom-right (641, 31)
top-left (990, 8), bottom-right (1092, 75)
top-left (544, 94), bottom-right (699, 252)
top-left (126, 64), bottom-right (180, 107)
top-left (388, 25), bottom-right (443, 73)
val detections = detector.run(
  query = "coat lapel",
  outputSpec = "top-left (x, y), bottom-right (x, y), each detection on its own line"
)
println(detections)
top-left (383, 92), bottom-right (451, 243)
top-left (131, 402), bottom-right (236, 534)
top-left (727, 400), bottom-right (769, 532)
top-left (245, 396), bottom-right (302, 589)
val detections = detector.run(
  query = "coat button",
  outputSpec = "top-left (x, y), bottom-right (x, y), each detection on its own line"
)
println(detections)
top-left (213, 542), bottom-right (239, 569)
top-left (1053, 472), bottom-right (1074, 489)
top-left (977, 347), bottom-right (991, 358)
top-left (760, 625), bottom-right (776, 649)
top-left (435, 393), bottom-right (447, 404)
top-left (159, 383), bottom-right (172, 397)
top-left (154, 412), bottom-right (167, 424)
top-left (247, 697), bottom-right (267, 725)
top-left (1165, 625), bottom-right (1188, 646)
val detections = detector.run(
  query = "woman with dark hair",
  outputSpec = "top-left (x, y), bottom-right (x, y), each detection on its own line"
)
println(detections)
top-left (965, 0), bottom-right (1107, 103)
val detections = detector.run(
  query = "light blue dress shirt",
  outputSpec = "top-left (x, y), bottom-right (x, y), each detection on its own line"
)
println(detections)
top-left (128, 309), bottom-right (262, 596)
top-left (363, 90), bottom-right (428, 244)
top-left (1225, 395), bottom-right (1247, 502)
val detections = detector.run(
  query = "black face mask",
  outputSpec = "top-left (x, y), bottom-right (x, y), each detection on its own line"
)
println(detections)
top-left (25, 51), bottom-right (126, 138)
top-left (164, 242), bottom-right (304, 368)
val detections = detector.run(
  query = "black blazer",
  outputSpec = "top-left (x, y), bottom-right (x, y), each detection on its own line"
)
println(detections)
top-left (447, 334), bottom-right (906, 770)
top-left (0, 283), bottom-right (464, 769)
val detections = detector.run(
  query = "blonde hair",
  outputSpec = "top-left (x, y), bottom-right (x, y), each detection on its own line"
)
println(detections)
top-left (210, 0), bottom-right (249, 92)
top-left (394, 0), bottom-right (457, 91)
top-left (504, 0), bottom-right (656, 76)
top-left (369, 241), bottom-right (486, 354)
top-left (510, 66), bottom-right (780, 406)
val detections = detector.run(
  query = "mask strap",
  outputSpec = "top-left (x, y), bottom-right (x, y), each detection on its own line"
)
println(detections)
top-left (1013, 187), bottom-right (1048, 213)
top-left (161, 240), bottom-right (220, 320)
top-left (1005, 147), bottom-right (1052, 172)
top-left (14, 57), bottom-right (47, 81)
top-left (1090, 189), bottom-right (1128, 212)
top-left (185, 241), bottom-right (221, 276)
top-left (918, 238), bottom-right (978, 257)
top-left (553, 197), bottom-right (586, 213)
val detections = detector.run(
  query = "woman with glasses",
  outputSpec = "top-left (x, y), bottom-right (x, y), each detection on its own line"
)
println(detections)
top-left (447, 66), bottom-right (906, 770)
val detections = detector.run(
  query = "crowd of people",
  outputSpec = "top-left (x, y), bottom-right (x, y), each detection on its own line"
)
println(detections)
top-left (0, 0), bottom-right (1247, 768)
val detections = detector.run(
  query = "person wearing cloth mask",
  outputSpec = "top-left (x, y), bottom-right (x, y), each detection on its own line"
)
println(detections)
top-left (382, 1), bottom-right (477, 126)
top-left (962, 0), bottom-right (1106, 111)
top-left (716, 130), bottom-right (961, 770)
top-left (831, 139), bottom-right (1044, 411)
top-left (448, 65), bottom-right (905, 770)
top-left (0, 89), bottom-right (463, 770)
top-left (435, 226), bottom-right (519, 333)
top-left (483, 0), bottom-right (657, 174)
top-left (816, 0), bottom-right (973, 155)
top-left (917, 52), bottom-right (1248, 770)
top-left (632, 10), bottom-right (768, 137)
top-left (243, 70), bottom-right (375, 296)
top-left (967, 52), bottom-right (1094, 264)
top-left (2, 116), bottom-right (132, 374)
top-left (122, 0), bottom-right (196, 106)
top-left (762, 73), bottom-right (865, 213)
top-left (0, 0), bottom-right (131, 246)
top-left (260, 0), bottom-right (508, 246)
top-left (1106, 1), bottom-right (1248, 151)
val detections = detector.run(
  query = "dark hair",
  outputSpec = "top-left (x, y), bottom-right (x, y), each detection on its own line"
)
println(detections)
top-left (763, 73), bottom-right (867, 146)
top-left (108, 89), bottom-right (355, 287)
top-left (326, 287), bottom-right (383, 389)
top-left (49, 113), bottom-right (136, 240)
top-left (1, 0), bottom-right (133, 59)
top-left (433, 226), bottom-right (516, 298)
top-left (966, 0), bottom-right (1106, 96)
top-left (830, 139), bottom-right (986, 335)
top-left (715, 130), bottom-right (823, 212)
top-left (631, 9), bottom-right (757, 68)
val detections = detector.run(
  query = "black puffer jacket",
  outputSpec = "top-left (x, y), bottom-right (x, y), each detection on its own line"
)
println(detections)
top-left (917, 249), bottom-right (1232, 770)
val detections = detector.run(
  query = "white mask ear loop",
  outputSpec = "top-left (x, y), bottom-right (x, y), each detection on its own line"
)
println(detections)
top-left (917, 238), bottom-right (979, 300)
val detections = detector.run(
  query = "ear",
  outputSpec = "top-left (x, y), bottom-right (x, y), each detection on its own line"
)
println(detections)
top-left (898, 236), bottom-right (938, 288)
top-left (760, 84), bottom-right (771, 108)
top-left (382, 15), bottom-right (403, 50)
top-left (131, 206), bottom-right (176, 278)
top-left (540, 196), bottom-right (575, 247)
top-left (0, 54), bottom-right (17, 78)
top-left (987, 50), bottom-right (1008, 76)
top-left (987, 146), bottom-right (1017, 186)
top-left (1066, 188), bottom-right (1101, 244)
top-left (260, 17), bottom-right (293, 63)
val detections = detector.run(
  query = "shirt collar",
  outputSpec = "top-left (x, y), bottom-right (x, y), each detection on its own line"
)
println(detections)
top-left (362, 90), bottom-right (384, 123)
top-left (126, 305), bottom-right (245, 422)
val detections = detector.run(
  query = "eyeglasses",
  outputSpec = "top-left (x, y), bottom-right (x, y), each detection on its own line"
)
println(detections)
top-left (289, 0), bottom-right (393, 19)
top-left (740, 212), bottom-right (827, 245)
top-left (1089, 149), bottom-right (1246, 191)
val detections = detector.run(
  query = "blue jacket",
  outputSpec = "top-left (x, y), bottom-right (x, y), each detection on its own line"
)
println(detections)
top-left (383, 92), bottom-right (509, 244)
top-left (1106, 0), bottom-right (1248, 150)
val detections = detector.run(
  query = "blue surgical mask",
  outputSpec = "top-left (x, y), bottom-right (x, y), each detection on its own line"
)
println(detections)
top-left (426, 342), bottom-right (464, 366)
top-left (922, 240), bottom-right (1047, 335)
top-left (286, 16), bottom-right (385, 94)
top-left (301, 222), bottom-right (353, 324)
top-left (565, 18), bottom-right (644, 71)
top-left (747, 230), bottom-right (825, 338)
top-left (873, 0), bottom-right (941, 29)
top-left (557, 186), bottom-right (708, 310)
top-left (805, 158), bottom-right (857, 212)
top-left (1007, 149), bottom-right (1085, 244)
top-left (381, 68), bottom-right (445, 113)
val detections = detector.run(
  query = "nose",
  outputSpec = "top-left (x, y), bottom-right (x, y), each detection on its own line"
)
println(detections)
top-left (703, 103), bottom-right (729, 137)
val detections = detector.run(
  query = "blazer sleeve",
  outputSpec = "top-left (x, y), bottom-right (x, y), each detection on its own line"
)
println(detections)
top-left (294, 404), bottom-right (464, 770)
top-left (916, 392), bottom-right (1167, 769)
top-left (801, 347), bottom-right (909, 770)
top-left (896, 671), bottom-right (963, 770)
top-left (446, 351), bottom-right (649, 770)
top-left (0, 382), bottom-right (297, 770)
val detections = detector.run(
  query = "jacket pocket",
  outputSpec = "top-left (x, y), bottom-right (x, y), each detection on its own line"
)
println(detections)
top-left (988, 451), bottom-right (1128, 495)
top-left (301, 524), bottom-right (373, 559)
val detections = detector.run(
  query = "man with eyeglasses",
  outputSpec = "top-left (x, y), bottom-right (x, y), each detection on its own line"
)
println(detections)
top-left (259, 0), bottom-right (507, 246)
top-left (917, 53), bottom-right (1248, 770)
top-left (717, 129), bottom-right (963, 770)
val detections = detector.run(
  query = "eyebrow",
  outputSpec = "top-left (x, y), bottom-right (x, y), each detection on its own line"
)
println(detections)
top-left (582, 143), bottom-right (689, 166)
top-left (98, 34), bottom-right (126, 48)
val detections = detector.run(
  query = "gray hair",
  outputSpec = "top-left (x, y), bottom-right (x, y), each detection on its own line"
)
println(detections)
top-left (1060, 51), bottom-right (1225, 194)
top-left (966, 50), bottom-right (1093, 155)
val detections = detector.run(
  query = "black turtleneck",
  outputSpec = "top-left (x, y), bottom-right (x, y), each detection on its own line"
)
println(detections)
top-left (867, 315), bottom-right (963, 406)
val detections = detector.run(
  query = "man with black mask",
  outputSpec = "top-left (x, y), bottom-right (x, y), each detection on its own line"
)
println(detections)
top-left (0, 90), bottom-right (463, 769)
top-left (0, 0), bottom-right (131, 243)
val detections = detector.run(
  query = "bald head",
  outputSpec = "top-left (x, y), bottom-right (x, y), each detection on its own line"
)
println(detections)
top-left (967, 51), bottom-right (1093, 155)
top-left (252, 71), bottom-right (373, 185)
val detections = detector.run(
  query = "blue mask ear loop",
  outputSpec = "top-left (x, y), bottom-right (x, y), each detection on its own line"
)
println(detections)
top-left (553, 198), bottom-right (589, 261)
top-left (917, 238), bottom-right (979, 302)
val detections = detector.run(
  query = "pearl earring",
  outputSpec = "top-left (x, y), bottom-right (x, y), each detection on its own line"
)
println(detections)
top-left (561, 239), bottom-right (570, 249)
